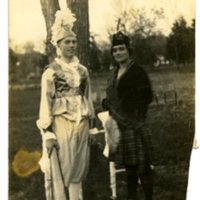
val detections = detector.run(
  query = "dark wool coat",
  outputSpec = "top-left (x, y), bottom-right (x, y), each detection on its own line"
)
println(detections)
top-left (105, 60), bottom-right (153, 168)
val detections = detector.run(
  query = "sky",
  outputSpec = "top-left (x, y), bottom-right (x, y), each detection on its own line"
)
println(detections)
top-left (9, 0), bottom-right (195, 52)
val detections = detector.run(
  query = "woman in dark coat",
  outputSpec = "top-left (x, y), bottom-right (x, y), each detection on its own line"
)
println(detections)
top-left (105, 31), bottom-right (153, 200)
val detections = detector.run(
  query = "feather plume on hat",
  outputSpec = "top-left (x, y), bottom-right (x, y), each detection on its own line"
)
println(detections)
top-left (51, 9), bottom-right (76, 46)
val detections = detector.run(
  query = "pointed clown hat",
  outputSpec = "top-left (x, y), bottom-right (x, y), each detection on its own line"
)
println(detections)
top-left (51, 9), bottom-right (76, 47)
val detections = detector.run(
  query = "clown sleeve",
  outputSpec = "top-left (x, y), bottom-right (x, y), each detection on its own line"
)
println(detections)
top-left (36, 68), bottom-right (56, 137)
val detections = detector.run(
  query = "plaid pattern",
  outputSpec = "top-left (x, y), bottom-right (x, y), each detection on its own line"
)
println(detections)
top-left (113, 124), bottom-right (153, 170)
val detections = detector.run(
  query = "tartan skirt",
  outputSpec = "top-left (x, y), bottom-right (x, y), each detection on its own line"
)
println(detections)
top-left (111, 123), bottom-right (153, 170)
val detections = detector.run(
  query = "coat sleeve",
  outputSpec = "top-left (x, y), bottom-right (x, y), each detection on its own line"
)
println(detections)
top-left (36, 68), bottom-right (56, 134)
top-left (136, 67), bottom-right (153, 105)
top-left (133, 67), bottom-right (153, 120)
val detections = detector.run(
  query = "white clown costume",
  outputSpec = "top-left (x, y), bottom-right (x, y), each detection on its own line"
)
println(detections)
top-left (37, 9), bottom-right (94, 200)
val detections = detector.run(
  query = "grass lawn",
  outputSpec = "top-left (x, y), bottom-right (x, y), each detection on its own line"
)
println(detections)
top-left (9, 67), bottom-right (194, 200)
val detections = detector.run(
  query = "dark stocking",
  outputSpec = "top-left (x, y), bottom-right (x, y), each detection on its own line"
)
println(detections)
top-left (139, 165), bottom-right (153, 200)
top-left (126, 165), bottom-right (138, 200)
top-left (125, 165), bottom-right (153, 200)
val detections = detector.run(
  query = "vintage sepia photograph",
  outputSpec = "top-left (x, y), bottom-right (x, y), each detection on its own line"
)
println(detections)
top-left (8, 0), bottom-right (197, 199)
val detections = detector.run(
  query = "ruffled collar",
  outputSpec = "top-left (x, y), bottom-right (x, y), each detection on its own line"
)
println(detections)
top-left (55, 56), bottom-right (80, 70)
top-left (55, 56), bottom-right (81, 87)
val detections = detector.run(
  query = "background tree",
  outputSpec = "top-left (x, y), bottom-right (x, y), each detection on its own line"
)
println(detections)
top-left (132, 34), bottom-right (157, 66)
top-left (147, 33), bottom-right (167, 57)
top-left (23, 42), bottom-right (34, 54)
top-left (9, 48), bottom-right (19, 83)
top-left (40, 0), bottom-right (60, 61)
top-left (67, 0), bottom-right (90, 67)
top-left (9, 41), bottom-right (49, 83)
top-left (189, 19), bottom-right (195, 61)
top-left (166, 17), bottom-right (195, 65)
top-left (88, 35), bottom-right (100, 71)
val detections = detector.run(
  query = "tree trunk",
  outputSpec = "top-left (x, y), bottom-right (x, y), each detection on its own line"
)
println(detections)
top-left (40, 0), bottom-right (60, 61)
top-left (67, 0), bottom-right (90, 67)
